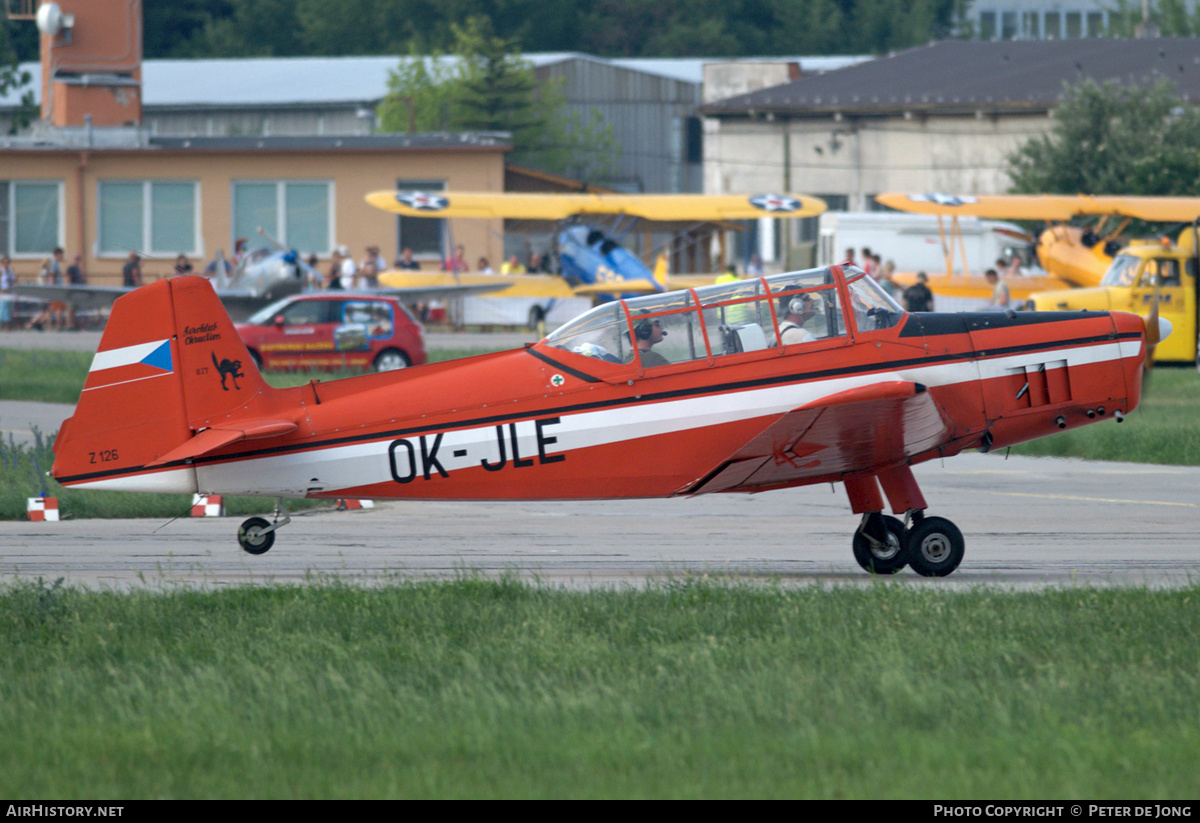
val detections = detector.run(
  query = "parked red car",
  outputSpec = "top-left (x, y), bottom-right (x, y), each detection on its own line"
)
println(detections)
top-left (236, 293), bottom-right (427, 372)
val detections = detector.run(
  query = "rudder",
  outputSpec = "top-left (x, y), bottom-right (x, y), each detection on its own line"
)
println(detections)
top-left (52, 276), bottom-right (271, 492)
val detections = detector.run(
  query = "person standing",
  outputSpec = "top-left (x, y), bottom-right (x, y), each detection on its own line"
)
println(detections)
top-left (359, 245), bottom-right (384, 289)
top-left (67, 254), bottom-right (86, 284)
top-left (903, 272), bottom-right (935, 312)
top-left (122, 251), bottom-right (143, 287)
top-left (395, 247), bottom-right (421, 270)
top-left (335, 245), bottom-right (357, 289)
top-left (0, 255), bottom-right (15, 330)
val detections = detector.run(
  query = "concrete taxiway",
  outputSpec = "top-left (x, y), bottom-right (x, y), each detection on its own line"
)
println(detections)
top-left (1, 453), bottom-right (1197, 590)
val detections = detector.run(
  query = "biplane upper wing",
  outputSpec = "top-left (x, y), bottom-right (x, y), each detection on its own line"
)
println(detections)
top-left (366, 191), bottom-right (827, 221)
top-left (678, 379), bottom-right (954, 496)
top-left (876, 192), bottom-right (1200, 222)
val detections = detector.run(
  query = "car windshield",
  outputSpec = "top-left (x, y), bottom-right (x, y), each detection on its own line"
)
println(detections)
top-left (245, 297), bottom-right (295, 325)
top-left (1101, 255), bottom-right (1141, 287)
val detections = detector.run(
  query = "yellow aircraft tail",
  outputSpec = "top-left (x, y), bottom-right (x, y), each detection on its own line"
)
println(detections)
top-left (653, 253), bottom-right (669, 289)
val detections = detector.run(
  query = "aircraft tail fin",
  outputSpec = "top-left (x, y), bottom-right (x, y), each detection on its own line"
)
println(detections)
top-left (653, 252), bottom-right (669, 288)
top-left (52, 276), bottom-right (275, 492)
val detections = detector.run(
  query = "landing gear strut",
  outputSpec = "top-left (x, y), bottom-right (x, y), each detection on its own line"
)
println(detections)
top-left (844, 469), bottom-right (966, 577)
top-left (237, 498), bottom-right (290, 555)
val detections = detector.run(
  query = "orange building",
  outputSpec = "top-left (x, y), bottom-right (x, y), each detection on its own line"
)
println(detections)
top-left (1, 0), bottom-right (509, 285)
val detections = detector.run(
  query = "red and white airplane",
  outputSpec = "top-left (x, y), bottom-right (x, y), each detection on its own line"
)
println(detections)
top-left (51, 267), bottom-right (1164, 576)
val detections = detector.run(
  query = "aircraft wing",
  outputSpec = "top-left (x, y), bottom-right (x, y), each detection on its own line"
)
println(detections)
top-left (679, 380), bottom-right (954, 495)
top-left (366, 191), bottom-right (826, 221)
top-left (876, 192), bottom-right (1200, 222)
top-left (374, 282), bottom-right (511, 301)
top-left (14, 284), bottom-right (132, 311)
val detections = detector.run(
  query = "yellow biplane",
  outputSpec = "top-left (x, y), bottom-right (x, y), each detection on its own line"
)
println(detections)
top-left (365, 190), bottom-right (825, 326)
top-left (876, 192), bottom-right (1200, 304)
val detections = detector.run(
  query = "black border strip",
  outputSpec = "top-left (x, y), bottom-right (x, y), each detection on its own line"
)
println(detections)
top-left (524, 347), bottom-right (602, 382)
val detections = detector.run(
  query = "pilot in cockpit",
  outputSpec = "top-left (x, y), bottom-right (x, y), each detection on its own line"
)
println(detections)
top-left (778, 294), bottom-right (818, 344)
top-left (632, 315), bottom-right (671, 367)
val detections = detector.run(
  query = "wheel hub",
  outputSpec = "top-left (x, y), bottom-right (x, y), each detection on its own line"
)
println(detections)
top-left (918, 533), bottom-right (952, 562)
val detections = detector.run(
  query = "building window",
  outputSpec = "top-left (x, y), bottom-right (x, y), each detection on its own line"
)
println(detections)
top-left (0, 180), bottom-right (62, 257)
top-left (979, 11), bottom-right (997, 39)
top-left (1066, 12), bottom-right (1083, 37)
top-left (99, 180), bottom-right (197, 257)
top-left (1045, 12), bottom-right (1061, 38)
top-left (232, 180), bottom-right (331, 256)
top-left (395, 179), bottom-right (445, 258)
top-left (1086, 11), bottom-right (1104, 36)
top-left (1001, 11), bottom-right (1018, 38)
top-left (1023, 12), bottom-right (1040, 39)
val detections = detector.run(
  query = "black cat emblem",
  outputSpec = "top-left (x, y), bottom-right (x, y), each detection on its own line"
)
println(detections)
top-left (212, 351), bottom-right (245, 391)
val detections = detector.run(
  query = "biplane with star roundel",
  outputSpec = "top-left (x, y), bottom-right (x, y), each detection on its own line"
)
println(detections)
top-left (367, 189), bottom-right (827, 301)
top-left (50, 262), bottom-right (1166, 577)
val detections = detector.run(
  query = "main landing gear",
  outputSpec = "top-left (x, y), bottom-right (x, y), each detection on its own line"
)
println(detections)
top-left (853, 510), bottom-right (965, 577)
top-left (237, 499), bottom-right (290, 555)
top-left (845, 468), bottom-right (965, 577)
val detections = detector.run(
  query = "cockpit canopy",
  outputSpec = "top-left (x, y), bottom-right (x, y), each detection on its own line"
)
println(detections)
top-left (543, 265), bottom-right (902, 368)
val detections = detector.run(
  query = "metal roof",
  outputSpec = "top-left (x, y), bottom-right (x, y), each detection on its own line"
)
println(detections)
top-left (700, 38), bottom-right (1200, 117)
top-left (1, 53), bottom-right (871, 109)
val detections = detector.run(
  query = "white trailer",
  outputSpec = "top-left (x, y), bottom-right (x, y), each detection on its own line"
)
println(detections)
top-left (817, 211), bottom-right (1031, 275)
top-left (459, 295), bottom-right (593, 330)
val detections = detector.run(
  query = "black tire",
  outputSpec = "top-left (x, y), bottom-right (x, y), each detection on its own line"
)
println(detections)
top-left (238, 516), bottom-right (275, 555)
top-left (905, 516), bottom-right (965, 577)
top-left (373, 348), bottom-right (411, 372)
top-left (247, 349), bottom-right (263, 371)
top-left (852, 514), bottom-right (908, 574)
top-left (527, 306), bottom-right (545, 331)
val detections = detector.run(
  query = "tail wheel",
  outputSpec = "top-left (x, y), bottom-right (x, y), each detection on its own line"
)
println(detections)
top-left (852, 514), bottom-right (908, 574)
top-left (905, 516), bottom-right (965, 577)
top-left (238, 516), bottom-right (275, 555)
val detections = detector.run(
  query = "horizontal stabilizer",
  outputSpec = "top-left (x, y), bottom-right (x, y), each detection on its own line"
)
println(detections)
top-left (146, 419), bottom-right (298, 467)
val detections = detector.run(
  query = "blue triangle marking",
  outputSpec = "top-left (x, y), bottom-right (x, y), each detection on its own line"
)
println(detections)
top-left (140, 340), bottom-right (173, 372)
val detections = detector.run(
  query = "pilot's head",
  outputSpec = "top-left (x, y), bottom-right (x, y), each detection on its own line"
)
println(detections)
top-left (781, 293), bottom-right (816, 322)
top-left (633, 315), bottom-right (667, 344)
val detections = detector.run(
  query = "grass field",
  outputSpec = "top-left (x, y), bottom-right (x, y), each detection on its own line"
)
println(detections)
top-left (0, 578), bottom-right (1195, 799)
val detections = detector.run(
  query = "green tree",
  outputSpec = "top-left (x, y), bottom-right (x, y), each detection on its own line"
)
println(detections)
top-left (0, 20), bottom-right (35, 134)
top-left (378, 17), bottom-right (617, 180)
top-left (1107, 0), bottom-right (1200, 36)
top-left (376, 51), bottom-right (458, 133)
top-left (1007, 79), bottom-right (1200, 197)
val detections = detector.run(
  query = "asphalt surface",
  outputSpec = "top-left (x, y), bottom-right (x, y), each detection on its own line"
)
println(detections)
top-left (1, 453), bottom-right (1197, 590)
